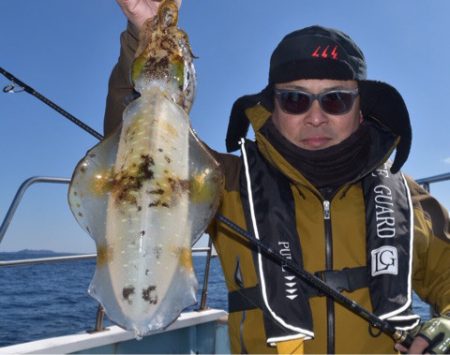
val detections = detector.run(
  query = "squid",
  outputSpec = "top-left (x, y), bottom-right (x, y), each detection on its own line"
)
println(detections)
top-left (68, 0), bottom-right (223, 337)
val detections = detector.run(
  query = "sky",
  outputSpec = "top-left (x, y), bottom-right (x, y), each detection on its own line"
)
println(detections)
top-left (1, 0), bottom-right (450, 253)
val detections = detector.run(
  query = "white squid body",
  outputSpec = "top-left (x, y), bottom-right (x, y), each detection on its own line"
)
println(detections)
top-left (68, 86), bottom-right (222, 336)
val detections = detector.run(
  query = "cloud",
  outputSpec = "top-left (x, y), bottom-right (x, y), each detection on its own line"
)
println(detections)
top-left (444, 157), bottom-right (450, 165)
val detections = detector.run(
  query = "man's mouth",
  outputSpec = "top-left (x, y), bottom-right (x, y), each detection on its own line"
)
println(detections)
top-left (300, 136), bottom-right (332, 149)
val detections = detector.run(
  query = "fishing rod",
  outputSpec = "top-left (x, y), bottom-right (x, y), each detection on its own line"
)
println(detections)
top-left (215, 213), bottom-right (415, 348)
top-left (0, 66), bottom-right (103, 141)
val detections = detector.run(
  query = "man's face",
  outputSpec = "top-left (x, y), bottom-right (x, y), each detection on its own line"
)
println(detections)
top-left (272, 79), bottom-right (362, 150)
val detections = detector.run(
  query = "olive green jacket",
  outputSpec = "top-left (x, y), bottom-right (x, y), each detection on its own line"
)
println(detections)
top-left (104, 25), bottom-right (450, 354)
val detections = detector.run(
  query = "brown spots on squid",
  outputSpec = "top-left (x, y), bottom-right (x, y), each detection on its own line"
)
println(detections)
top-left (115, 182), bottom-right (138, 206)
top-left (161, 37), bottom-right (177, 51)
top-left (138, 55), bottom-right (171, 83)
top-left (168, 176), bottom-right (190, 193)
top-left (138, 154), bottom-right (156, 178)
top-left (136, 27), bottom-right (187, 84)
top-left (107, 153), bottom-right (156, 207)
top-left (155, 56), bottom-right (170, 74)
top-left (142, 286), bottom-right (158, 304)
top-left (148, 188), bottom-right (164, 195)
top-left (148, 200), bottom-right (170, 208)
top-left (122, 286), bottom-right (135, 304)
top-left (97, 244), bottom-right (113, 267)
top-left (131, 0), bottom-right (195, 109)
top-left (145, 175), bottom-right (189, 208)
top-left (87, 150), bottom-right (191, 210)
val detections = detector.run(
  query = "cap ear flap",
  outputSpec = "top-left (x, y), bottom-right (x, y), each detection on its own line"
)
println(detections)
top-left (226, 95), bottom-right (252, 152)
top-left (226, 87), bottom-right (273, 152)
top-left (359, 81), bottom-right (411, 173)
top-left (390, 133), bottom-right (411, 174)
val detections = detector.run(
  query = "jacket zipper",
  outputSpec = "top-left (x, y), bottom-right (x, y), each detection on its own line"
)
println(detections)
top-left (323, 199), bottom-right (335, 354)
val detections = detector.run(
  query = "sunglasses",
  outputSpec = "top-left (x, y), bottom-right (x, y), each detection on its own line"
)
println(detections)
top-left (274, 88), bottom-right (359, 115)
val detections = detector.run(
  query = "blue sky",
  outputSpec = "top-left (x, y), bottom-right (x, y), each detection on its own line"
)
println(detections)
top-left (1, 0), bottom-right (449, 253)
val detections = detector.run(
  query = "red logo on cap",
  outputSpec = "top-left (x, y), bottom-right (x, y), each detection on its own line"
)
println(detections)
top-left (312, 45), bottom-right (338, 60)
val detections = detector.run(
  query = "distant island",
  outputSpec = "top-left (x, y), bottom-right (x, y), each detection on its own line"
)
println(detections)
top-left (0, 249), bottom-right (97, 255)
top-left (0, 249), bottom-right (81, 260)
top-left (6, 249), bottom-right (58, 255)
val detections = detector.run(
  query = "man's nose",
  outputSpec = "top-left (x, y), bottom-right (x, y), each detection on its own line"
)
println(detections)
top-left (304, 100), bottom-right (329, 126)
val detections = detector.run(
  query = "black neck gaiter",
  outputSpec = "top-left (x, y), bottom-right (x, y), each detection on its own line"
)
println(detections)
top-left (261, 119), bottom-right (372, 190)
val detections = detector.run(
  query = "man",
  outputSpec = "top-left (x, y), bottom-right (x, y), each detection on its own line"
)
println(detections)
top-left (105, 1), bottom-right (450, 353)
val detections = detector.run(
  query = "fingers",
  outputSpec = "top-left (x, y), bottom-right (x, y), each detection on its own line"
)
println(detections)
top-left (394, 342), bottom-right (408, 353)
top-left (408, 337), bottom-right (430, 354)
top-left (115, 0), bottom-right (157, 30)
top-left (116, 0), bottom-right (182, 30)
top-left (395, 336), bottom-right (430, 354)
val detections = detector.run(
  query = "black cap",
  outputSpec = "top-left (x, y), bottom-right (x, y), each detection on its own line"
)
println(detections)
top-left (226, 25), bottom-right (411, 173)
top-left (269, 26), bottom-right (366, 83)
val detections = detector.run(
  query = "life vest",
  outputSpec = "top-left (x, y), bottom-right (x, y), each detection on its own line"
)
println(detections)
top-left (228, 139), bottom-right (420, 344)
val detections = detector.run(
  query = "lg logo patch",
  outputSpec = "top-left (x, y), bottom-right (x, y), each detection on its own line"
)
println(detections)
top-left (371, 246), bottom-right (398, 276)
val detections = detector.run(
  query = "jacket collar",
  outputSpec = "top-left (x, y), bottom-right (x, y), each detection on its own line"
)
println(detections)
top-left (244, 103), bottom-right (399, 194)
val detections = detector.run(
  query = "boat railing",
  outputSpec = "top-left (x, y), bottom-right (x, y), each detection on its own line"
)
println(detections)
top-left (0, 176), bottom-right (71, 245)
top-left (0, 175), bottom-right (217, 333)
top-left (415, 172), bottom-right (450, 192)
